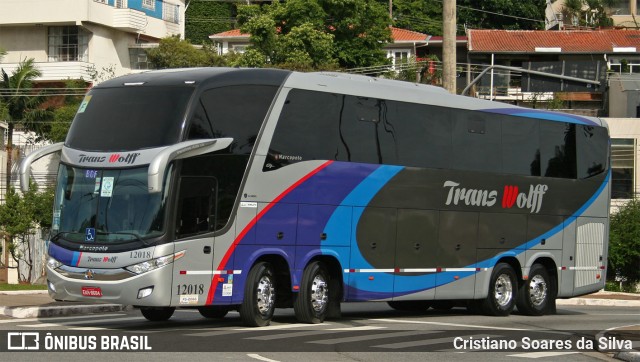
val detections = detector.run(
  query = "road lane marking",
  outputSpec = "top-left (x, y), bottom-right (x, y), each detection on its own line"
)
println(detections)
top-left (369, 318), bottom-right (528, 331)
top-left (308, 330), bottom-right (433, 345)
top-left (375, 334), bottom-right (498, 349)
top-left (247, 354), bottom-right (280, 362)
top-left (507, 352), bottom-right (581, 358)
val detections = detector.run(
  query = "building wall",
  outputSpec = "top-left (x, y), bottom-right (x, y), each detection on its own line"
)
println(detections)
top-left (605, 117), bottom-right (640, 212)
top-left (0, 27), bottom-right (48, 63)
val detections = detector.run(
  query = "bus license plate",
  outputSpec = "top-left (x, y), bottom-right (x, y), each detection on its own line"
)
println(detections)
top-left (81, 286), bottom-right (103, 297)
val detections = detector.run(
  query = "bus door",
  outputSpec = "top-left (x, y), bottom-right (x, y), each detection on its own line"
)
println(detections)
top-left (170, 176), bottom-right (218, 306)
top-left (392, 209), bottom-right (438, 301)
top-left (349, 207), bottom-right (397, 301)
top-left (573, 216), bottom-right (607, 295)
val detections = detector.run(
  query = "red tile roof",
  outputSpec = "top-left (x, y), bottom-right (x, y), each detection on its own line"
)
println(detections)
top-left (209, 29), bottom-right (246, 39)
top-left (210, 27), bottom-right (428, 43)
top-left (391, 27), bottom-right (429, 42)
top-left (468, 29), bottom-right (640, 53)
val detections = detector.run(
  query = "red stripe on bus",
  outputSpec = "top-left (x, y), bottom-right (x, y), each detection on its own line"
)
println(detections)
top-left (206, 160), bottom-right (334, 304)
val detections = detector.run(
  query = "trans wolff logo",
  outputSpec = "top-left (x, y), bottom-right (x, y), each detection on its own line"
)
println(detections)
top-left (443, 181), bottom-right (548, 213)
top-left (77, 152), bottom-right (140, 165)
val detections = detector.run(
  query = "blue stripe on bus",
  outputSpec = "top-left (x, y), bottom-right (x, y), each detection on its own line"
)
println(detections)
top-left (481, 108), bottom-right (599, 126)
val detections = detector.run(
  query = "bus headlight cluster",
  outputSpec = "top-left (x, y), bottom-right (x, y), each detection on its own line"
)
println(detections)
top-left (125, 250), bottom-right (185, 275)
top-left (47, 256), bottom-right (62, 270)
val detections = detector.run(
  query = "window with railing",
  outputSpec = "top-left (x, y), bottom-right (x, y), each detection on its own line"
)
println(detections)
top-left (608, 0), bottom-right (631, 15)
top-left (611, 138), bottom-right (636, 199)
top-left (163, 2), bottom-right (180, 24)
top-left (48, 26), bottom-right (90, 62)
top-left (609, 58), bottom-right (640, 74)
top-left (142, 0), bottom-right (155, 11)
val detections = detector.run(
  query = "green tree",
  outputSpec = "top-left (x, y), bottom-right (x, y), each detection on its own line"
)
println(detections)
top-left (0, 58), bottom-right (52, 193)
top-left (391, 0), bottom-right (443, 35)
top-left (146, 36), bottom-right (228, 69)
top-left (46, 79), bottom-right (88, 143)
top-left (0, 184), bottom-right (53, 282)
top-left (185, 0), bottom-right (234, 44)
top-left (608, 200), bottom-right (640, 287)
top-left (237, 0), bottom-right (390, 69)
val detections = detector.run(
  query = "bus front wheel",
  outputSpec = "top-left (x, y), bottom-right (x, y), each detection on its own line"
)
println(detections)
top-left (294, 261), bottom-right (330, 324)
top-left (140, 307), bottom-right (175, 321)
top-left (481, 263), bottom-right (517, 316)
top-left (239, 262), bottom-right (276, 327)
top-left (516, 264), bottom-right (552, 316)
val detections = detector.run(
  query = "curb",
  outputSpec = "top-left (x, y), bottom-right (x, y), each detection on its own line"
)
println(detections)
top-left (615, 351), bottom-right (640, 362)
top-left (0, 304), bottom-right (132, 318)
top-left (556, 298), bottom-right (640, 307)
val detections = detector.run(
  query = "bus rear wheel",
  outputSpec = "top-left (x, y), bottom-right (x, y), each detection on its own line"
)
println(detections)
top-left (516, 264), bottom-right (551, 316)
top-left (480, 263), bottom-right (517, 316)
top-left (140, 307), bottom-right (175, 321)
top-left (239, 262), bottom-right (276, 327)
top-left (294, 261), bottom-right (330, 324)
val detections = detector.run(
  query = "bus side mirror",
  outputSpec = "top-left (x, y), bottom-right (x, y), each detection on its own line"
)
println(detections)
top-left (147, 138), bottom-right (233, 193)
top-left (19, 142), bottom-right (64, 193)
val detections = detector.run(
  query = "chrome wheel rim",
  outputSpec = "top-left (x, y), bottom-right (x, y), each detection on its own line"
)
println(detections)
top-left (256, 275), bottom-right (275, 315)
top-left (310, 274), bottom-right (328, 313)
top-left (494, 274), bottom-right (513, 307)
top-left (529, 275), bottom-right (548, 307)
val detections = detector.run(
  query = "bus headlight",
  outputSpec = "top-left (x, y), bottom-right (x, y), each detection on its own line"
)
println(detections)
top-left (125, 250), bottom-right (185, 275)
top-left (47, 256), bottom-right (62, 270)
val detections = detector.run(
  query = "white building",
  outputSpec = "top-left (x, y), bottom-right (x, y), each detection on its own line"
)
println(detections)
top-left (606, 118), bottom-right (640, 212)
top-left (0, 0), bottom-right (186, 80)
top-left (0, 0), bottom-right (187, 283)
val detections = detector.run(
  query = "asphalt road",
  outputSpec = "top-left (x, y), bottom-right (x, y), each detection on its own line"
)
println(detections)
top-left (0, 303), bottom-right (637, 362)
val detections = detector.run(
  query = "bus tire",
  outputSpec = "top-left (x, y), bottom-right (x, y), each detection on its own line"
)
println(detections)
top-left (198, 306), bottom-right (229, 319)
top-left (140, 307), bottom-right (175, 321)
top-left (239, 262), bottom-right (276, 327)
top-left (516, 264), bottom-right (551, 316)
top-left (481, 263), bottom-right (517, 316)
top-left (387, 301), bottom-right (432, 311)
top-left (294, 261), bottom-right (330, 324)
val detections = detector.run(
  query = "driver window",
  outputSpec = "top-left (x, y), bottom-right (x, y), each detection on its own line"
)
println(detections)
top-left (175, 176), bottom-right (217, 239)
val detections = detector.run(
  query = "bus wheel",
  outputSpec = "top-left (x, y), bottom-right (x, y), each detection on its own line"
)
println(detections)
top-left (198, 306), bottom-right (229, 319)
top-left (387, 301), bottom-right (432, 311)
top-left (481, 263), bottom-right (517, 316)
top-left (294, 261), bottom-right (329, 324)
top-left (516, 264), bottom-right (551, 316)
top-left (140, 307), bottom-right (175, 321)
top-left (239, 262), bottom-right (276, 327)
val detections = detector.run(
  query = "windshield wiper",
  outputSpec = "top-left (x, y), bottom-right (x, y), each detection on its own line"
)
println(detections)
top-left (50, 231), bottom-right (86, 242)
top-left (95, 231), bottom-right (152, 246)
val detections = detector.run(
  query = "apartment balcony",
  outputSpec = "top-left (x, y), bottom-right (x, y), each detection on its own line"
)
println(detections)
top-left (113, 8), bottom-right (147, 32)
top-left (0, 0), bottom-right (181, 39)
top-left (0, 61), bottom-right (93, 82)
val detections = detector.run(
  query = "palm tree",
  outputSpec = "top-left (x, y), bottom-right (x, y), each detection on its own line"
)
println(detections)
top-left (0, 58), bottom-right (51, 193)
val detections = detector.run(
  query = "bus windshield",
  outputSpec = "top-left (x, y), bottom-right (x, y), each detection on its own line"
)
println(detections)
top-left (52, 165), bottom-right (170, 244)
top-left (66, 86), bottom-right (194, 151)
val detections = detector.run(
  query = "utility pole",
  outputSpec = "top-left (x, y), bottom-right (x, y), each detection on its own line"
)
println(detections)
top-left (443, 0), bottom-right (457, 94)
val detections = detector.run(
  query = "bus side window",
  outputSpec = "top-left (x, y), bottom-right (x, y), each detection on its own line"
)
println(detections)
top-left (175, 176), bottom-right (218, 239)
